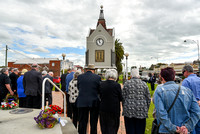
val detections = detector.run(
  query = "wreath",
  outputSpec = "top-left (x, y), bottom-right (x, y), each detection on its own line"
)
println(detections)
top-left (4, 94), bottom-right (18, 103)
top-left (34, 110), bottom-right (58, 129)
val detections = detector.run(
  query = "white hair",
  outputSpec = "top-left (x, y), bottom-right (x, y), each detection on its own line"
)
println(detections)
top-left (42, 70), bottom-right (47, 75)
top-left (49, 71), bottom-right (54, 77)
top-left (105, 69), bottom-right (118, 81)
top-left (131, 68), bottom-right (140, 78)
top-left (73, 71), bottom-right (82, 79)
top-left (13, 68), bottom-right (18, 72)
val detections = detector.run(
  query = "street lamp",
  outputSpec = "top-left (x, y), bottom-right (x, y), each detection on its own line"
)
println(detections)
top-left (184, 40), bottom-right (200, 75)
top-left (122, 63), bottom-right (126, 83)
top-left (124, 53), bottom-right (129, 80)
top-left (62, 53), bottom-right (66, 74)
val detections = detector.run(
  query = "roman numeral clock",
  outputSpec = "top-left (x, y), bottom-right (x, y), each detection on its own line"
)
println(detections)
top-left (85, 6), bottom-right (116, 69)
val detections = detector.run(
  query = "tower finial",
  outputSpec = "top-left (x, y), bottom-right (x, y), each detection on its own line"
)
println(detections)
top-left (97, 5), bottom-right (106, 29)
top-left (99, 5), bottom-right (104, 19)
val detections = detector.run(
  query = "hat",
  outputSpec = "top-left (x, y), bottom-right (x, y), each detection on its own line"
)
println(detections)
top-left (21, 69), bottom-right (28, 75)
top-left (85, 64), bottom-right (95, 70)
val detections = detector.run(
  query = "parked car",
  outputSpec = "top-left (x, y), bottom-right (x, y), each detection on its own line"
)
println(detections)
top-left (140, 75), bottom-right (150, 83)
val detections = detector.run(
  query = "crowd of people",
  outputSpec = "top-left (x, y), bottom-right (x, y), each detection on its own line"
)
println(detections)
top-left (61, 64), bottom-right (151, 134)
top-left (1, 63), bottom-right (200, 134)
top-left (0, 63), bottom-right (54, 109)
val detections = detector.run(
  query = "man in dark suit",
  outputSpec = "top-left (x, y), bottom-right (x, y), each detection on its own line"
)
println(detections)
top-left (9, 68), bottom-right (19, 95)
top-left (61, 70), bottom-right (69, 110)
top-left (61, 71), bottom-right (69, 92)
top-left (149, 73), bottom-right (156, 91)
top-left (42, 71), bottom-right (53, 106)
top-left (23, 63), bottom-right (43, 109)
top-left (76, 64), bottom-right (101, 134)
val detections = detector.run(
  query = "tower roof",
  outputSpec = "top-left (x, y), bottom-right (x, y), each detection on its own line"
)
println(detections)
top-left (97, 5), bottom-right (106, 29)
top-left (88, 5), bottom-right (114, 37)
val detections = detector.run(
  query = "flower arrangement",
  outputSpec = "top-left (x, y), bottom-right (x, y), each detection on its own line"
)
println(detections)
top-left (5, 94), bottom-right (18, 103)
top-left (44, 105), bottom-right (63, 114)
top-left (1, 101), bottom-right (18, 110)
top-left (34, 110), bottom-right (57, 129)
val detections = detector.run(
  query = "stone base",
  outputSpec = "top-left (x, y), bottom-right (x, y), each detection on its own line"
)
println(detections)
top-left (0, 108), bottom-right (77, 134)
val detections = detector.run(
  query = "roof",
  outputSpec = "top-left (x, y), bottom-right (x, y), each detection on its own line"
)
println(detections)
top-left (89, 6), bottom-right (114, 37)
top-left (13, 58), bottom-right (60, 64)
top-left (89, 28), bottom-right (113, 36)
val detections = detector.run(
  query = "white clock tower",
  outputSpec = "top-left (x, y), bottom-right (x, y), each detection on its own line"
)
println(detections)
top-left (85, 6), bottom-right (116, 69)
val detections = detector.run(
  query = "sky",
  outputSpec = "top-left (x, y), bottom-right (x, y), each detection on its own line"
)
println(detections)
top-left (0, 0), bottom-right (200, 69)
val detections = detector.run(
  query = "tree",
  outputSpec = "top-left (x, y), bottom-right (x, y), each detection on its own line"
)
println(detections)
top-left (115, 39), bottom-right (124, 74)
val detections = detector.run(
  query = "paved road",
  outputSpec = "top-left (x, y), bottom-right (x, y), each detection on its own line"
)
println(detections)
top-left (52, 91), bottom-right (126, 134)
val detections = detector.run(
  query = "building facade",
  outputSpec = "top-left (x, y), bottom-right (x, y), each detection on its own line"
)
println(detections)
top-left (8, 58), bottom-right (61, 77)
top-left (153, 62), bottom-right (199, 76)
top-left (85, 6), bottom-right (116, 69)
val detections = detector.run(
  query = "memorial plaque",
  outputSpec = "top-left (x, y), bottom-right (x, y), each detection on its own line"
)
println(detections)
top-left (9, 108), bottom-right (33, 114)
top-left (95, 50), bottom-right (104, 62)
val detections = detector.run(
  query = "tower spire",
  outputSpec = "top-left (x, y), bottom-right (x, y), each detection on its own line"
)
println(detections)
top-left (97, 5), bottom-right (106, 29)
top-left (99, 5), bottom-right (104, 19)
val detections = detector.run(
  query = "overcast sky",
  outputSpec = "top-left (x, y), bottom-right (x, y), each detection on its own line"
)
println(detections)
top-left (0, 0), bottom-right (200, 69)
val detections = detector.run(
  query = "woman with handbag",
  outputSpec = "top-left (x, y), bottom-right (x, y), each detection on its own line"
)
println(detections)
top-left (153, 67), bottom-right (200, 134)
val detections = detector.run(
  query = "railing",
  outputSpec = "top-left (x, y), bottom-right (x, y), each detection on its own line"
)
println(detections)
top-left (42, 78), bottom-right (66, 117)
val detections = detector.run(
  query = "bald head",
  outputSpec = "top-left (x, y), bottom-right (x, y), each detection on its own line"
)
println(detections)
top-left (49, 71), bottom-right (54, 77)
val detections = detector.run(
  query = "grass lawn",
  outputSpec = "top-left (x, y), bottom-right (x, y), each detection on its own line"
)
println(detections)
top-left (145, 101), bottom-right (155, 134)
top-left (145, 83), bottom-right (156, 134)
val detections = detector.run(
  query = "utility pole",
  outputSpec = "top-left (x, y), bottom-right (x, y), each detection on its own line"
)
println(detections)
top-left (5, 45), bottom-right (8, 67)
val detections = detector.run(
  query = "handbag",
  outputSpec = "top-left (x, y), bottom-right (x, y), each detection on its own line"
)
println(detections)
top-left (151, 85), bottom-right (181, 134)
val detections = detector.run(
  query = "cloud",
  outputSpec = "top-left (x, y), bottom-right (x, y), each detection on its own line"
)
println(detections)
top-left (0, 0), bottom-right (200, 69)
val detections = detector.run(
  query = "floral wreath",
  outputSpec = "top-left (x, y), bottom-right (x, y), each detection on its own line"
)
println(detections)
top-left (44, 105), bottom-right (63, 114)
top-left (34, 110), bottom-right (58, 128)
top-left (1, 101), bottom-right (18, 110)
top-left (4, 94), bottom-right (18, 103)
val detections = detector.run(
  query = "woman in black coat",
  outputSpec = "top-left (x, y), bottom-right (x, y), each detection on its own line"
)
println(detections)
top-left (99, 69), bottom-right (122, 134)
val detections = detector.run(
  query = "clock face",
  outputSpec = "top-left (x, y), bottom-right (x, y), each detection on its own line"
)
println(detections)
top-left (96, 38), bottom-right (104, 46)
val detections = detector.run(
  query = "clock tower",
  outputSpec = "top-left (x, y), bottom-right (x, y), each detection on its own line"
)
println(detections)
top-left (85, 6), bottom-right (116, 69)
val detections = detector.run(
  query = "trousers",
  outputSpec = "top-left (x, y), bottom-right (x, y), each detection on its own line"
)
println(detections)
top-left (78, 107), bottom-right (99, 134)
top-left (100, 111), bottom-right (120, 134)
top-left (124, 116), bottom-right (146, 134)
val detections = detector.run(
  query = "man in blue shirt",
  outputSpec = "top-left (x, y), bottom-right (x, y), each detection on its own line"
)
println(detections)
top-left (182, 65), bottom-right (200, 134)
top-left (154, 67), bottom-right (200, 133)
top-left (66, 68), bottom-right (75, 118)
